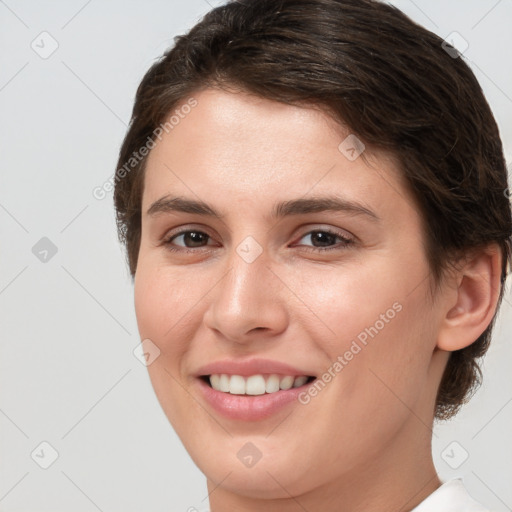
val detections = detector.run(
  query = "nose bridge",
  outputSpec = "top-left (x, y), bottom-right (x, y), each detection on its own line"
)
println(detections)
top-left (228, 239), bottom-right (269, 306)
top-left (204, 236), bottom-right (288, 340)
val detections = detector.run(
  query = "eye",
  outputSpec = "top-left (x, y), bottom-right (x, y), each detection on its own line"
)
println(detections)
top-left (162, 229), bottom-right (217, 252)
top-left (293, 229), bottom-right (354, 251)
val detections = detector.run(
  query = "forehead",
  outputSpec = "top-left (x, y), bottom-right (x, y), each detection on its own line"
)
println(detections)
top-left (142, 88), bottom-right (413, 220)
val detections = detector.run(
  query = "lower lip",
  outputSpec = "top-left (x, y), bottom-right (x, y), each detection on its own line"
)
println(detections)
top-left (196, 377), bottom-right (313, 421)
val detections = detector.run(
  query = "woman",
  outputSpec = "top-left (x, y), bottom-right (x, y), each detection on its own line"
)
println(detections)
top-left (113, 0), bottom-right (511, 510)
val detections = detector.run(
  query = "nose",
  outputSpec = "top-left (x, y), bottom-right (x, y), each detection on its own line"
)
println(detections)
top-left (202, 243), bottom-right (289, 345)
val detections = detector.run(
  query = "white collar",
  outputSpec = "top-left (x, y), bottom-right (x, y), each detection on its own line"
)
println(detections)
top-left (411, 478), bottom-right (490, 512)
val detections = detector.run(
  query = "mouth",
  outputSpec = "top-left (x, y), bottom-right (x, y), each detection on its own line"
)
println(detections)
top-left (194, 358), bottom-right (319, 420)
top-left (199, 374), bottom-right (316, 395)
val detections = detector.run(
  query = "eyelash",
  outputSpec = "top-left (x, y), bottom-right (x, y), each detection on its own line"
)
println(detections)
top-left (161, 228), bottom-right (354, 253)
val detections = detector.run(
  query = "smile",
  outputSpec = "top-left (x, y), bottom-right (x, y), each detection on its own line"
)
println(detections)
top-left (197, 373), bottom-right (318, 421)
top-left (204, 373), bottom-right (316, 395)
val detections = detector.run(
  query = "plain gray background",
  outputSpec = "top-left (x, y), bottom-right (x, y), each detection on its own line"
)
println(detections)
top-left (0, 1), bottom-right (511, 511)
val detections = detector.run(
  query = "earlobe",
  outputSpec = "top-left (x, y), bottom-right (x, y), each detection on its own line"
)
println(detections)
top-left (437, 244), bottom-right (503, 352)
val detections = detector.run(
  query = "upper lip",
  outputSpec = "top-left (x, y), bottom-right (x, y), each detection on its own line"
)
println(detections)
top-left (195, 358), bottom-right (316, 378)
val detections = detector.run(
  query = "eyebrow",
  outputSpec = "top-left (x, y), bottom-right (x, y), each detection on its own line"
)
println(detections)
top-left (146, 195), bottom-right (380, 222)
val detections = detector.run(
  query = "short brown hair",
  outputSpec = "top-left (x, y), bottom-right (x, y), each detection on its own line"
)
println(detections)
top-left (114, 0), bottom-right (512, 420)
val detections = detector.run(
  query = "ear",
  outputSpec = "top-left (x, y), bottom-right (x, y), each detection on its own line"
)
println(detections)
top-left (437, 244), bottom-right (504, 352)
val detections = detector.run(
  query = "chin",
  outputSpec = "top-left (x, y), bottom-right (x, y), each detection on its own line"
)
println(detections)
top-left (186, 436), bottom-right (319, 500)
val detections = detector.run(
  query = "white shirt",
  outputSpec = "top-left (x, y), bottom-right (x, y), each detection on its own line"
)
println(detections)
top-left (411, 478), bottom-right (491, 511)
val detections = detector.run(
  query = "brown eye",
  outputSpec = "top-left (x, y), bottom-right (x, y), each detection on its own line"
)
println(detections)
top-left (169, 231), bottom-right (210, 247)
top-left (295, 229), bottom-right (353, 251)
top-left (162, 230), bottom-right (218, 252)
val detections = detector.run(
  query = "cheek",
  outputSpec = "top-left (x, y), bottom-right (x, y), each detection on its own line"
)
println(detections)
top-left (290, 258), bottom-right (435, 413)
top-left (283, 256), bottom-right (411, 351)
top-left (134, 264), bottom-right (199, 346)
top-left (134, 265), bottom-right (201, 432)
top-left (338, 286), bottom-right (435, 432)
top-left (133, 264), bottom-right (203, 422)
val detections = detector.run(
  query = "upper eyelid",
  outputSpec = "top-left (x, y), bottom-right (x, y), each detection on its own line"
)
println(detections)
top-left (163, 224), bottom-right (217, 242)
top-left (295, 228), bottom-right (353, 240)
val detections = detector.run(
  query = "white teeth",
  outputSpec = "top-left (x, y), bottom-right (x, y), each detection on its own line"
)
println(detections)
top-left (279, 375), bottom-right (294, 390)
top-left (245, 375), bottom-right (266, 395)
top-left (210, 374), bottom-right (221, 389)
top-left (219, 374), bottom-right (230, 392)
top-left (293, 375), bottom-right (308, 388)
top-left (229, 375), bottom-right (246, 394)
top-left (208, 374), bottom-right (312, 395)
top-left (265, 374), bottom-right (280, 393)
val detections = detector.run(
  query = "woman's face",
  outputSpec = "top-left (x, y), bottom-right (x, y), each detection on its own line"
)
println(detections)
top-left (134, 88), bottom-right (450, 499)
